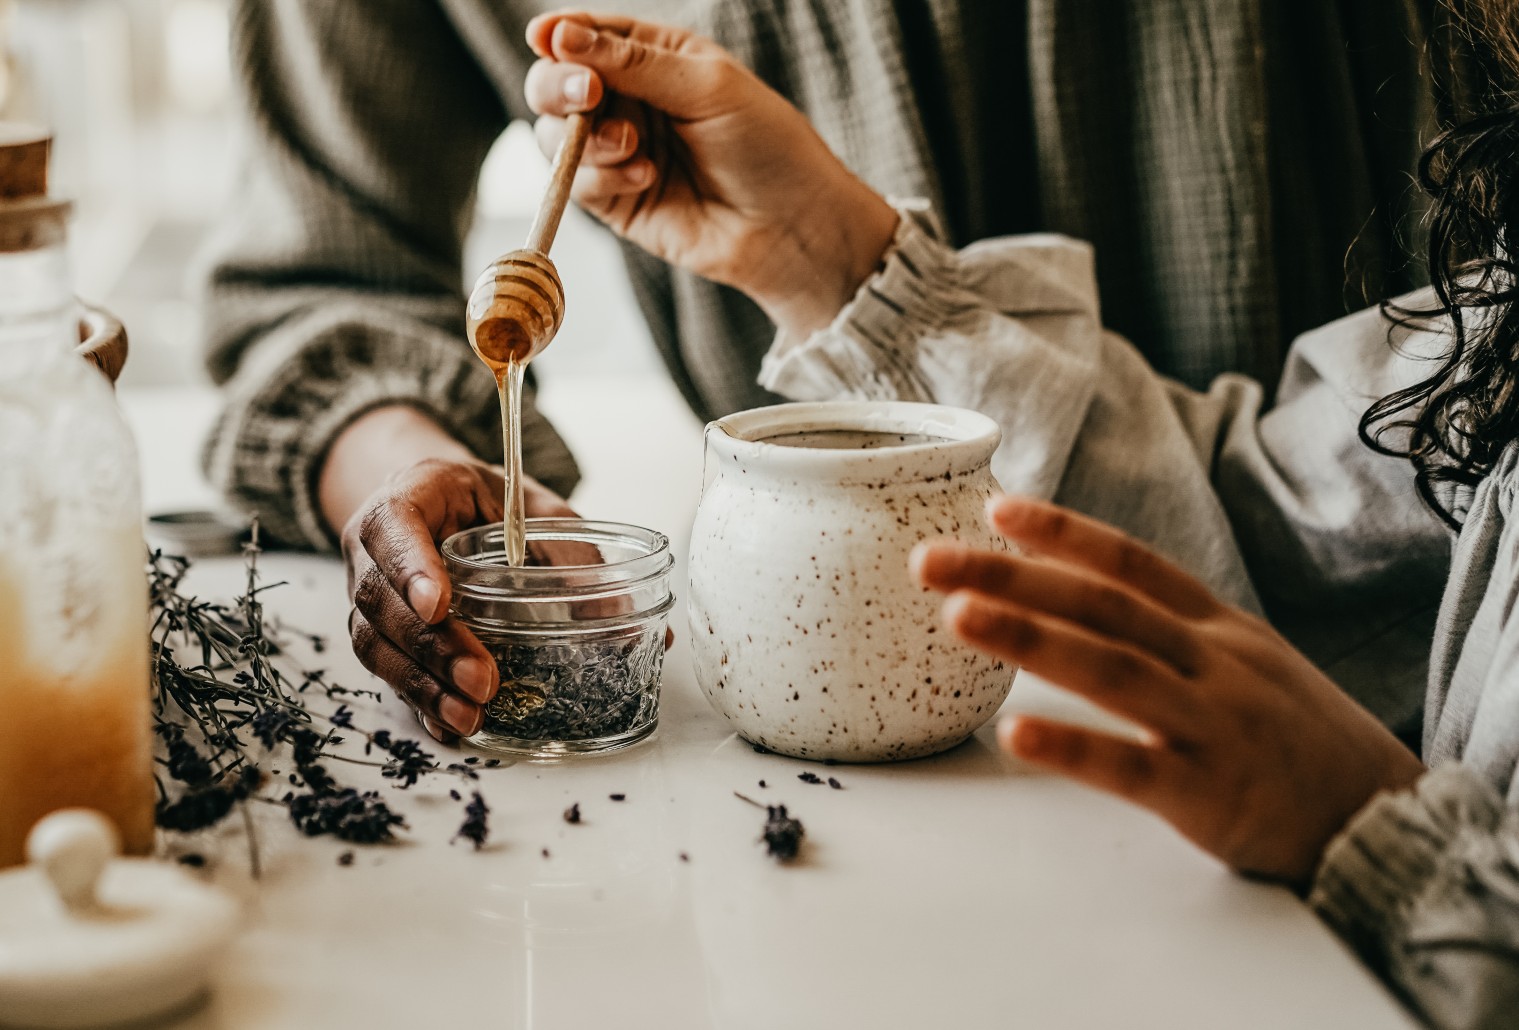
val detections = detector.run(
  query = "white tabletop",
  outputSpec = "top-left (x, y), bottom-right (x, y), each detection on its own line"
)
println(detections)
top-left (120, 380), bottom-right (1416, 1030)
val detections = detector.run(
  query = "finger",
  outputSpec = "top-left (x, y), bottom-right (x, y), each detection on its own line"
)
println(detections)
top-left (986, 497), bottom-right (1220, 619)
top-left (998, 715), bottom-right (1183, 809)
top-left (522, 475), bottom-right (580, 518)
top-left (350, 610), bottom-right (483, 736)
top-left (527, 11), bottom-right (711, 58)
top-left (524, 58), bottom-right (605, 117)
top-left (533, 110), bottom-right (640, 167)
top-left (351, 561), bottom-right (498, 704)
top-left (569, 159), bottom-right (657, 204)
top-left (943, 591), bottom-right (1198, 738)
top-left (539, 18), bottom-right (733, 120)
top-left (911, 543), bottom-right (1200, 675)
top-left (356, 496), bottom-right (454, 624)
top-left (420, 715), bottom-right (457, 746)
top-left (587, 118), bottom-right (639, 164)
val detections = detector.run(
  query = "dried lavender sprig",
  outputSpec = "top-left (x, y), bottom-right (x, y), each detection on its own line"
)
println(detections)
top-left (148, 520), bottom-right (489, 869)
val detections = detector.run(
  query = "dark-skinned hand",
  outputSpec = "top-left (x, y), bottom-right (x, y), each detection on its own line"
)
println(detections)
top-left (342, 459), bottom-right (576, 743)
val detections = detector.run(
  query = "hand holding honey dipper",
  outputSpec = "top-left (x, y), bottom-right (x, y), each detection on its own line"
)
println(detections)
top-left (522, 11), bottom-right (899, 342)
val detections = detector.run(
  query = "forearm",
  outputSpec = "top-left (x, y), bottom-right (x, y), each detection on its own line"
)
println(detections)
top-left (745, 178), bottom-right (898, 340)
top-left (318, 406), bottom-right (478, 539)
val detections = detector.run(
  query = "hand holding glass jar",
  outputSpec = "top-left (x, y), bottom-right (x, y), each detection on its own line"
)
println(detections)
top-left (336, 451), bottom-right (579, 743)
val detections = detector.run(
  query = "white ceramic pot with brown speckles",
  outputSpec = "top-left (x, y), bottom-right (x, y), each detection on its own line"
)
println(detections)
top-left (688, 401), bottom-right (1015, 762)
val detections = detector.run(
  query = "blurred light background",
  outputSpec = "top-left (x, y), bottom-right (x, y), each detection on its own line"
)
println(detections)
top-left (0, 0), bottom-right (661, 391)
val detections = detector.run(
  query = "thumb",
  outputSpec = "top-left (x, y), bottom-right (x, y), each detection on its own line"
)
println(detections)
top-left (534, 15), bottom-right (735, 121)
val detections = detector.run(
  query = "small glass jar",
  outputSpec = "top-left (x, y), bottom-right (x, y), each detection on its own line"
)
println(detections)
top-left (442, 519), bottom-right (674, 758)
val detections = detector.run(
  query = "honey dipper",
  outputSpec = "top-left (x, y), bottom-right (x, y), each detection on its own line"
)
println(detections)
top-left (466, 113), bottom-right (593, 368)
top-left (467, 112), bottom-right (592, 564)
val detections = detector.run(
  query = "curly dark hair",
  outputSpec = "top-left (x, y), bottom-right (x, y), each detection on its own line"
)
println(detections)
top-left (1361, 0), bottom-right (1519, 527)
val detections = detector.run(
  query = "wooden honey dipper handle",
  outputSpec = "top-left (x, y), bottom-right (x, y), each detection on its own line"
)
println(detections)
top-left (525, 113), bottom-right (592, 255)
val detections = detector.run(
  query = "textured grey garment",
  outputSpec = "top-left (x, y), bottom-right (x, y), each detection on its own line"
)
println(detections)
top-left (762, 208), bottom-right (1452, 730)
top-left (1312, 765), bottom-right (1519, 1030)
top-left (760, 209), bottom-right (1519, 1029)
top-left (639, 0), bottom-right (1451, 421)
top-left (201, 0), bottom-right (1449, 547)
top-left (201, 1), bottom-right (579, 549)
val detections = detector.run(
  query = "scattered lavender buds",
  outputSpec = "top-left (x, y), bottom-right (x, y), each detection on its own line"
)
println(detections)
top-left (734, 792), bottom-right (805, 862)
top-left (177, 853), bottom-right (206, 868)
top-left (758, 780), bottom-right (767, 789)
top-left (286, 787), bottom-right (405, 843)
top-left (609, 793), bottom-right (626, 802)
top-left (761, 806), bottom-right (805, 860)
top-left (798, 772), bottom-right (824, 785)
top-left (155, 766), bottom-right (260, 833)
top-left (337, 851), bottom-right (355, 867)
top-left (564, 803), bottom-right (582, 824)
top-left (454, 793), bottom-right (490, 851)
top-left (828, 777), bottom-right (843, 790)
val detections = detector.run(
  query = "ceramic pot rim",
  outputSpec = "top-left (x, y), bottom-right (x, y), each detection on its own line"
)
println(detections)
top-left (705, 401), bottom-right (1001, 483)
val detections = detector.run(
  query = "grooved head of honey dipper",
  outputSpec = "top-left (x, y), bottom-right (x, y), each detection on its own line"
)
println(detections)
top-left (466, 249), bottom-right (565, 367)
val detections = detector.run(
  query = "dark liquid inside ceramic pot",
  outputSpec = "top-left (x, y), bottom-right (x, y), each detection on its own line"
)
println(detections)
top-left (761, 430), bottom-right (945, 450)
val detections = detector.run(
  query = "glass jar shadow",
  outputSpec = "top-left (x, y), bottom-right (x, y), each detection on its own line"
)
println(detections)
top-left (442, 520), bottom-right (674, 758)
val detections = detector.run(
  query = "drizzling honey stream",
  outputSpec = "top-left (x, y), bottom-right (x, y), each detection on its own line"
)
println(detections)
top-left (465, 114), bottom-right (591, 564)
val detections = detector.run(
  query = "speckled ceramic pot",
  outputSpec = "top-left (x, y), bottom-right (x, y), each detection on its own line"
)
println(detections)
top-left (688, 401), bottom-right (1015, 762)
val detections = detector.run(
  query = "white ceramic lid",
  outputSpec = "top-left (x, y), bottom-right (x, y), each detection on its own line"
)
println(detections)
top-left (0, 810), bottom-right (239, 1029)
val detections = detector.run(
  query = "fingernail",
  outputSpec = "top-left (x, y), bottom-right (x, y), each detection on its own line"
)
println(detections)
top-left (453, 658), bottom-right (496, 704)
top-left (907, 542), bottom-right (931, 582)
top-left (439, 695), bottom-right (479, 737)
top-left (407, 575), bottom-right (443, 622)
top-left (421, 715), bottom-right (450, 743)
top-left (558, 21), bottom-right (595, 54)
top-left (944, 591), bottom-right (984, 633)
top-left (598, 120), bottom-right (626, 148)
top-left (563, 70), bottom-right (590, 105)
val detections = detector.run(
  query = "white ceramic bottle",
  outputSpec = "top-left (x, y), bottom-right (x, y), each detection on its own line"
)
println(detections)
top-left (0, 128), bottom-right (153, 866)
top-left (688, 401), bottom-right (1016, 762)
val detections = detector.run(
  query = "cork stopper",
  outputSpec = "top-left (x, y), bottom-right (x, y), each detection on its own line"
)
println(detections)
top-left (0, 125), bottom-right (49, 199)
top-left (0, 124), bottom-right (70, 252)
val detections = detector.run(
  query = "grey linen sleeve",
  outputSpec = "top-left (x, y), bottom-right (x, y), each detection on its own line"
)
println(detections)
top-left (200, 1), bottom-right (578, 550)
top-left (762, 206), bottom-right (1265, 610)
top-left (759, 208), bottom-right (1452, 725)
top-left (1310, 766), bottom-right (1519, 1030)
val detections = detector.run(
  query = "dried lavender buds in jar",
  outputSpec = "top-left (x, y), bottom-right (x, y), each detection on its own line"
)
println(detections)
top-left (478, 623), bottom-right (664, 743)
top-left (442, 519), bottom-right (675, 759)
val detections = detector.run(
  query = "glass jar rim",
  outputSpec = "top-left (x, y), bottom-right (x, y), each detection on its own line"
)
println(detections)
top-left (442, 519), bottom-right (673, 603)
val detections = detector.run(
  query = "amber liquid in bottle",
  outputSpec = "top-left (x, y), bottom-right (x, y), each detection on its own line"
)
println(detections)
top-left (0, 531), bottom-right (156, 867)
